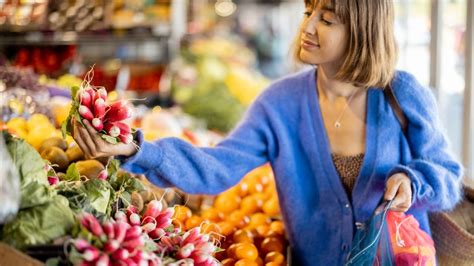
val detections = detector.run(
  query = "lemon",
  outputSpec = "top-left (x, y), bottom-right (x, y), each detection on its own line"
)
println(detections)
top-left (6, 117), bottom-right (27, 132)
top-left (27, 114), bottom-right (52, 131)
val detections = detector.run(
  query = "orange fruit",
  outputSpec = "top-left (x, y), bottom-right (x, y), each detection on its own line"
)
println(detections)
top-left (264, 251), bottom-right (285, 264)
top-left (185, 215), bottom-right (204, 229)
top-left (248, 213), bottom-right (271, 228)
top-left (201, 208), bottom-right (223, 222)
top-left (241, 196), bottom-right (260, 215)
top-left (173, 205), bottom-right (192, 222)
top-left (255, 224), bottom-right (270, 237)
top-left (265, 262), bottom-right (282, 266)
top-left (218, 221), bottom-right (236, 236)
top-left (262, 197), bottom-right (280, 216)
top-left (172, 219), bottom-right (185, 231)
top-left (201, 222), bottom-right (222, 235)
top-left (253, 193), bottom-right (268, 205)
top-left (269, 221), bottom-right (285, 235)
top-left (235, 259), bottom-right (259, 266)
top-left (235, 243), bottom-right (259, 261)
top-left (261, 237), bottom-right (285, 255)
top-left (214, 192), bottom-right (241, 213)
top-left (221, 258), bottom-right (236, 266)
top-left (233, 229), bottom-right (254, 244)
top-left (227, 243), bottom-right (242, 259)
top-left (228, 210), bottom-right (250, 228)
top-left (248, 182), bottom-right (264, 195)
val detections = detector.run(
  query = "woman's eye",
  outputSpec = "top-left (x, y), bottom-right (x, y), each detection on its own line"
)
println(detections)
top-left (303, 11), bottom-right (312, 17)
top-left (321, 18), bottom-right (332, 25)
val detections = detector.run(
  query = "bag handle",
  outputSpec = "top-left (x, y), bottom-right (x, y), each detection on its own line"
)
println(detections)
top-left (384, 84), bottom-right (408, 134)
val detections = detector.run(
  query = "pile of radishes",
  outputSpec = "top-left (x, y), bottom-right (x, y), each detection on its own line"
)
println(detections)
top-left (70, 200), bottom-right (221, 266)
top-left (76, 87), bottom-right (133, 144)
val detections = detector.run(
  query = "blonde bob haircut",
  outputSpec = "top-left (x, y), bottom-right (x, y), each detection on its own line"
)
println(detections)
top-left (293, 0), bottom-right (398, 88)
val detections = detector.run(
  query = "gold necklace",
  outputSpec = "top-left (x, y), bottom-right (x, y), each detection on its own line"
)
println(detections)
top-left (333, 87), bottom-right (361, 129)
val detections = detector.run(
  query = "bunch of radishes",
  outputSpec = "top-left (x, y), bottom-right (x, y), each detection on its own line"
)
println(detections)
top-left (71, 213), bottom-right (162, 266)
top-left (116, 200), bottom-right (220, 266)
top-left (76, 87), bottom-right (133, 144)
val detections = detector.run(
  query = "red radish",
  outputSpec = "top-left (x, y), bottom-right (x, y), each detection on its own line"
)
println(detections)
top-left (97, 169), bottom-right (108, 180)
top-left (81, 213), bottom-right (105, 238)
top-left (97, 88), bottom-right (107, 101)
top-left (126, 205), bottom-right (138, 216)
top-left (93, 98), bottom-right (106, 119)
top-left (176, 243), bottom-right (194, 259)
top-left (74, 239), bottom-right (92, 252)
top-left (113, 221), bottom-right (129, 243)
top-left (125, 226), bottom-right (142, 240)
top-left (82, 247), bottom-right (100, 262)
top-left (182, 228), bottom-right (200, 245)
top-left (122, 236), bottom-right (145, 249)
top-left (122, 258), bottom-right (138, 266)
top-left (119, 133), bottom-right (133, 144)
top-left (142, 222), bottom-right (156, 232)
top-left (115, 121), bottom-right (131, 135)
top-left (104, 122), bottom-right (120, 137)
top-left (104, 239), bottom-right (120, 253)
top-left (79, 105), bottom-right (94, 121)
top-left (95, 254), bottom-right (110, 266)
top-left (114, 211), bottom-right (127, 222)
top-left (144, 200), bottom-right (163, 218)
top-left (148, 228), bottom-right (165, 239)
top-left (128, 213), bottom-right (141, 225)
top-left (78, 89), bottom-right (92, 109)
top-left (102, 221), bottom-right (114, 239)
top-left (112, 248), bottom-right (129, 260)
top-left (91, 118), bottom-right (103, 131)
top-left (48, 176), bottom-right (59, 185)
top-left (105, 101), bottom-right (131, 122)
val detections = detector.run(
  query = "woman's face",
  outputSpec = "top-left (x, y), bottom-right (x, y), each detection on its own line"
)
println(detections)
top-left (299, 3), bottom-right (348, 68)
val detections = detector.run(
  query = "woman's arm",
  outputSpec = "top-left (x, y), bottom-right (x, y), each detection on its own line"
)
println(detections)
top-left (117, 99), bottom-right (273, 195)
top-left (387, 72), bottom-right (463, 212)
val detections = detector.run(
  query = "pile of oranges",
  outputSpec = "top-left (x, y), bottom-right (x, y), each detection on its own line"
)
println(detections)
top-left (171, 165), bottom-right (287, 266)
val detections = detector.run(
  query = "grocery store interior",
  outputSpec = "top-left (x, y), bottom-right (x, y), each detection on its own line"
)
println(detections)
top-left (0, 0), bottom-right (473, 265)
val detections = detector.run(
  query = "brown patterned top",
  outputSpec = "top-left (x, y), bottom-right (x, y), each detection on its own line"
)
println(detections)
top-left (332, 153), bottom-right (365, 197)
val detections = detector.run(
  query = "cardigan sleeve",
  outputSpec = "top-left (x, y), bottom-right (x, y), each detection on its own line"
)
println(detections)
top-left (117, 95), bottom-right (272, 195)
top-left (387, 72), bottom-right (463, 212)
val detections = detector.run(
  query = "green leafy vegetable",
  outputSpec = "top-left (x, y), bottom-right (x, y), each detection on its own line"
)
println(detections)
top-left (64, 163), bottom-right (80, 181)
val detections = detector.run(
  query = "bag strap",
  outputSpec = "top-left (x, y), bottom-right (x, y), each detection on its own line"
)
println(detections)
top-left (384, 84), bottom-right (408, 134)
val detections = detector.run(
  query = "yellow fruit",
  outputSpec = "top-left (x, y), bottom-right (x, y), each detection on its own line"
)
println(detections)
top-left (27, 114), bottom-right (51, 131)
top-left (53, 103), bottom-right (71, 126)
top-left (6, 117), bottom-right (27, 132)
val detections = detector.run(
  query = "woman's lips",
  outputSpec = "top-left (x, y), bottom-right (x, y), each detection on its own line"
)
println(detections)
top-left (301, 39), bottom-right (320, 50)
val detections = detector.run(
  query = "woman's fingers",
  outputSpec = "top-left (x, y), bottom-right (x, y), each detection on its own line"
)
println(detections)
top-left (76, 119), bottom-right (100, 157)
top-left (73, 118), bottom-right (91, 156)
top-left (384, 173), bottom-right (412, 212)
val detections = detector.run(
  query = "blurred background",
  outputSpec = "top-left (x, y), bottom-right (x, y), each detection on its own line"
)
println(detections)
top-left (0, 0), bottom-right (472, 177)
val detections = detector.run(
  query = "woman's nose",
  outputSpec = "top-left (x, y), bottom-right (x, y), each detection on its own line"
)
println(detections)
top-left (303, 16), bottom-right (317, 36)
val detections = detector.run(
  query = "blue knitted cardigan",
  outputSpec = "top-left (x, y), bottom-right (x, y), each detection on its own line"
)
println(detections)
top-left (120, 68), bottom-right (463, 265)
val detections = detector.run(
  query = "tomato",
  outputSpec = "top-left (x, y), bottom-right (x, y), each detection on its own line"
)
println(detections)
top-left (201, 222), bottom-right (222, 235)
top-left (227, 243), bottom-right (242, 259)
top-left (265, 262), bottom-right (282, 266)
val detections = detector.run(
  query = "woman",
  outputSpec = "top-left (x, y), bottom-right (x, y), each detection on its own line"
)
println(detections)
top-left (73, 0), bottom-right (463, 264)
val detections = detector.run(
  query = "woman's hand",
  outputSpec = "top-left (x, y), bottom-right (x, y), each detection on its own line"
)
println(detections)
top-left (384, 173), bottom-right (412, 212)
top-left (72, 118), bottom-right (137, 160)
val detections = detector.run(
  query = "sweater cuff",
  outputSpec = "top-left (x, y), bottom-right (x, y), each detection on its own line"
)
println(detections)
top-left (116, 130), bottom-right (165, 170)
top-left (387, 165), bottom-right (421, 206)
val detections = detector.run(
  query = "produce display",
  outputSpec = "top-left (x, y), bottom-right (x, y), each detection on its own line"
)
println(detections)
top-left (169, 36), bottom-right (269, 132)
top-left (1, 70), bottom-right (289, 265)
